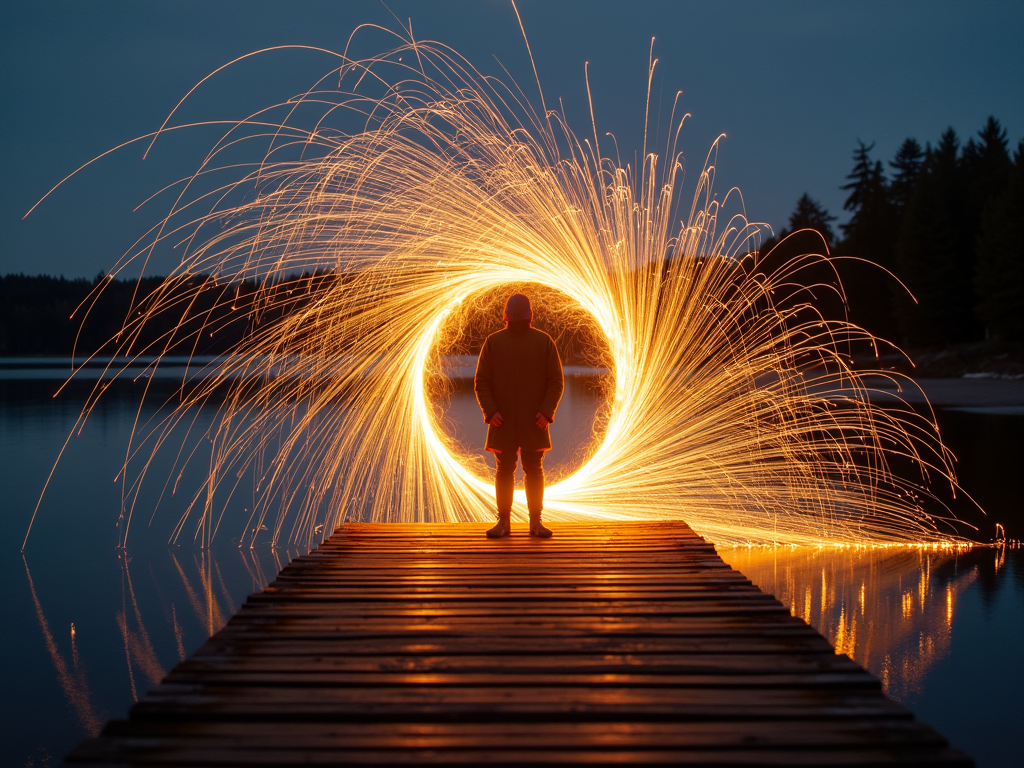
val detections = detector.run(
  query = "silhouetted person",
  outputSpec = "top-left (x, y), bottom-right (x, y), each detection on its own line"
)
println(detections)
top-left (474, 293), bottom-right (564, 538)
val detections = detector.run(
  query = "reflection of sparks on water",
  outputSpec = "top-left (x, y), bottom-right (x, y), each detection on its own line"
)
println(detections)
top-left (22, 557), bottom-right (104, 736)
top-left (239, 547), bottom-right (270, 593)
top-left (118, 554), bottom-right (166, 696)
top-left (24, 545), bottom-right (294, 740)
top-left (721, 545), bottom-right (979, 701)
top-left (24, 19), bottom-right (970, 549)
top-left (170, 551), bottom-right (226, 637)
top-left (171, 604), bottom-right (186, 662)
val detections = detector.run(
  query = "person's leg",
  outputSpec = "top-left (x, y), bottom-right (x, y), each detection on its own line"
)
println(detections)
top-left (520, 449), bottom-right (544, 513)
top-left (521, 449), bottom-right (551, 538)
top-left (494, 449), bottom-right (517, 514)
top-left (487, 449), bottom-right (516, 538)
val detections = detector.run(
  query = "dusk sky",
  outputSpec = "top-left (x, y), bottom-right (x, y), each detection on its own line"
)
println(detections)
top-left (2, 0), bottom-right (1022, 278)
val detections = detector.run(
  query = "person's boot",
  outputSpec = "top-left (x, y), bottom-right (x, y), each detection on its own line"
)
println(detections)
top-left (486, 511), bottom-right (511, 539)
top-left (529, 510), bottom-right (552, 538)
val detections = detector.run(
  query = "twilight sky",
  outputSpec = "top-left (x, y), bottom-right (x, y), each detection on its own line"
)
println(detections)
top-left (2, 0), bottom-right (1022, 278)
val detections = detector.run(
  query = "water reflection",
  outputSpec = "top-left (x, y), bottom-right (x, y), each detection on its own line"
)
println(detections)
top-left (719, 544), bottom-right (1012, 701)
top-left (21, 544), bottom-right (297, 741)
top-left (23, 556), bottom-right (105, 737)
top-left (118, 554), bottom-right (165, 701)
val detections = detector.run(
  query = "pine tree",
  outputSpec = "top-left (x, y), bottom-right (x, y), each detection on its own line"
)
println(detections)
top-left (787, 193), bottom-right (837, 248)
top-left (889, 138), bottom-right (924, 214)
top-left (962, 116), bottom-right (1012, 236)
top-left (755, 195), bottom-right (843, 329)
top-left (975, 140), bottom-right (1024, 341)
top-left (840, 142), bottom-right (892, 255)
top-left (893, 129), bottom-right (973, 345)
top-left (840, 140), bottom-right (879, 221)
top-left (837, 141), bottom-right (899, 338)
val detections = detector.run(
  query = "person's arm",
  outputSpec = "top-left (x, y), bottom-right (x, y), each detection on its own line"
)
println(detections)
top-left (538, 338), bottom-right (564, 423)
top-left (474, 338), bottom-right (499, 423)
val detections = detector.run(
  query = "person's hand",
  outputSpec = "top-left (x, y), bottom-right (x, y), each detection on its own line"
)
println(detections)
top-left (535, 412), bottom-right (551, 429)
top-left (487, 412), bottom-right (504, 427)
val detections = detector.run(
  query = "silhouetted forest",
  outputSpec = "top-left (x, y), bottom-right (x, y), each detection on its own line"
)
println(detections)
top-left (3, 116), bottom-right (1021, 361)
top-left (761, 117), bottom-right (1023, 348)
top-left (0, 272), bottom-right (338, 357)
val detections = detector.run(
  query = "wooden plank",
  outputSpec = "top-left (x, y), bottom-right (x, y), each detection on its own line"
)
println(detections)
top-left (64, 521), bottom-right (972, 767)
top-left (88, 719), bottom-right (953, 748)
top-left (130, 686), bottom-right (912, 722)
top-left (68, 745), bottom-right (969, 766)
top-left (192, 636), bottom-right (842, 656)
top-left (173, 652), bottom-right (868, 674)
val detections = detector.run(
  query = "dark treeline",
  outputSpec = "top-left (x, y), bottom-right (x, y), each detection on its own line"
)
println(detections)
top-left (0, 272), bottom-right (611, 367)
top-left (761, 117), bottom-right (1023, 347)
top-left (0, 272), bottom-right (338, 357)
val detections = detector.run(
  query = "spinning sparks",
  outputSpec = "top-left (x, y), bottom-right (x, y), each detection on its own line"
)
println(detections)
top-left (26, 24), bottom-right (967, 550)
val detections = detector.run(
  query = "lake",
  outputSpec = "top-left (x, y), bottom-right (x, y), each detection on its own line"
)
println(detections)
top-left (2, 363), bottom-right (1021, 767)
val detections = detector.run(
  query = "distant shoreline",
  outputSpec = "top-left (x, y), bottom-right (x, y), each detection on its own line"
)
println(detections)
top-left (861, 377), bottom-right (1024, 412)
top-left (3, 356), bottom-right (1022, 410)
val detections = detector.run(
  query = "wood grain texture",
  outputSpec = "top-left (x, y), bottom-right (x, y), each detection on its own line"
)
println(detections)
top-left (65, 521), bottom-right (972, 766)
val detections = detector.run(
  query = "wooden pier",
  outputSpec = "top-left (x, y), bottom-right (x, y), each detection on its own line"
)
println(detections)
top-left (67, 521), bottom-right (971, 766)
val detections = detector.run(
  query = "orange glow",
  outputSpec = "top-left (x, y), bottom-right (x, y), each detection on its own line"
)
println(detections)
top-left (721, 544), bottom-right (978, 699)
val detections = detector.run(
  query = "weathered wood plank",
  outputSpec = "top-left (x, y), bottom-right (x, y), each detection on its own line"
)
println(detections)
top-left (173, 652), bottom-right (868, 674)
top-left (192, 636), bottom-right (841, 656)
top-left (67, 746), bottom-right (969, 767)
top-left (161, 670), bottom-right (882, 689)
top-left (130, 686), bottom-right (912, 721)
top-left (87, 718), bottom-right (953, 748)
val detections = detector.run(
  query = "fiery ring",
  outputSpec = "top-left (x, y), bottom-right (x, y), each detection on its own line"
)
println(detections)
top-left (414, 282), bottom-right (621, 517)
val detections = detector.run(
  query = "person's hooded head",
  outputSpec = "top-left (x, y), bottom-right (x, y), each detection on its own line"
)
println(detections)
top-left (503, 293), bottom-right (533, 326)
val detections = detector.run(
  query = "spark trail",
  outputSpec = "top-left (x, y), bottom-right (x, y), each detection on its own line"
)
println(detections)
top-left (26, 27), bottom-right (966, 550)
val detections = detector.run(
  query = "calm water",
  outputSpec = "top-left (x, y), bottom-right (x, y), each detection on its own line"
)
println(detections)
top-left (2, 366), bottom-right (1022, 766)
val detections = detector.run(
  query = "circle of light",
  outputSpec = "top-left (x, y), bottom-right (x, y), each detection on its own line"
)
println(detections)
top-left (413, 286), bottom-right (624, 516)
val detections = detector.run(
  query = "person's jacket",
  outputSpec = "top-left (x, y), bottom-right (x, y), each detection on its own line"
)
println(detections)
top-left (473, 323), bottom-right (564, 452)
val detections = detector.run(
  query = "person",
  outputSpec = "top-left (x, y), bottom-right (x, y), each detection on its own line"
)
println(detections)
top-left (474, 293), bottom-right (564, 538)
